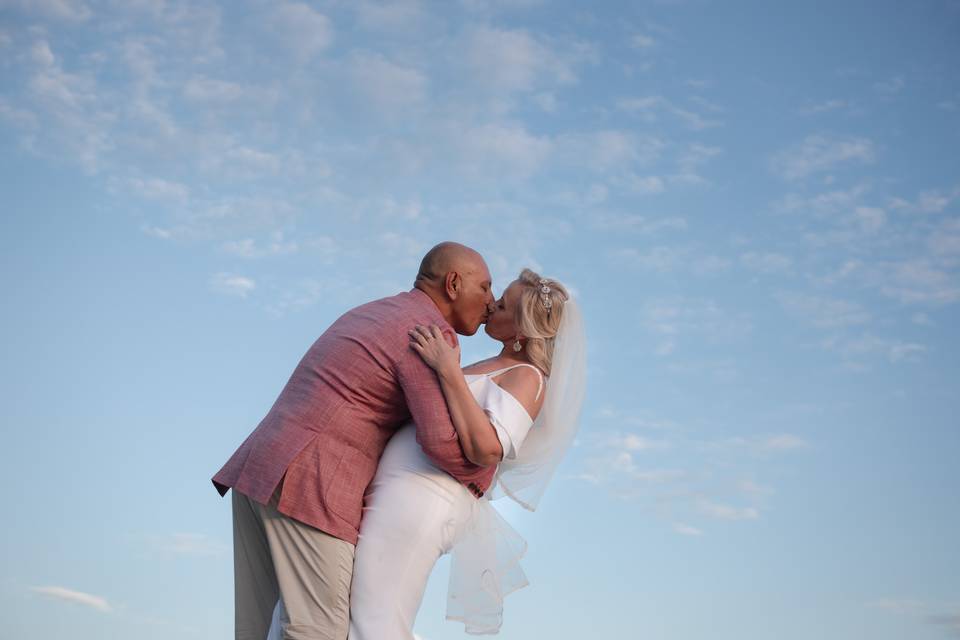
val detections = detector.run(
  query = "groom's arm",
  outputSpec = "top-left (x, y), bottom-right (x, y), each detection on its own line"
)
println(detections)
top-left (396, 336), bottom-right (494, 479)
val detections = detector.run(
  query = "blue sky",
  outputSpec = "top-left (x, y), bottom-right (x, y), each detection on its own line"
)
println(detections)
top-left (1, 0), bottom-right (959, 638)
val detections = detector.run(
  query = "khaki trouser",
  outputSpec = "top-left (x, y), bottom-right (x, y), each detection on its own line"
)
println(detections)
top-left (232, 489), bottom-right (355, 640)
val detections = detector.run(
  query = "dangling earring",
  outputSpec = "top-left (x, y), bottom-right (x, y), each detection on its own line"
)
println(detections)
top-left (513, 337), bottom-right (523, 352)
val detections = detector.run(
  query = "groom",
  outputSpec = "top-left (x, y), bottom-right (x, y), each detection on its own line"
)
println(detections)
top-left (212, 241), bottom-right (498, 640)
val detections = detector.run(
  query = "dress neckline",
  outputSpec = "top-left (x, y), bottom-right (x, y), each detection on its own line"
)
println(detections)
top-left (464, 372), bottom-right (537, 423)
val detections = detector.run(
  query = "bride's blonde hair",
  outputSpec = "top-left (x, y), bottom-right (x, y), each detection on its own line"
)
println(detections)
top-left (514, 268), bottom-right (569, 376)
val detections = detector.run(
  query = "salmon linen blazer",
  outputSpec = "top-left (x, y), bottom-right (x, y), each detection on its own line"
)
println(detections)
top-left (212, 289), bottom-right (496, 545)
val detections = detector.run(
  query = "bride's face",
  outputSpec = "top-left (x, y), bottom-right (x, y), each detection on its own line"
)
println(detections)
top-left (484, 280), bottom-right (522, 342)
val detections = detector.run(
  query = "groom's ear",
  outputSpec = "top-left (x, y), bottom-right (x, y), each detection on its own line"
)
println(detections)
top-left (444, 271), bottom-right (461, 300)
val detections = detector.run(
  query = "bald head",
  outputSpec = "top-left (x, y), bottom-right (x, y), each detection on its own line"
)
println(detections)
top-left (415, 241), bottom-right (485, 287)
top-left (414, 241), bottom-right (494, 336)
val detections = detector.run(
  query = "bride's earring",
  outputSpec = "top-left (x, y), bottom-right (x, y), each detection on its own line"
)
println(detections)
top-left (513, 337), bottom-right (523, 352)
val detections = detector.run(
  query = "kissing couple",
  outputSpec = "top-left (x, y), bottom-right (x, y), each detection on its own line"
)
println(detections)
top-left (212, 241), bottom-right (586, 639)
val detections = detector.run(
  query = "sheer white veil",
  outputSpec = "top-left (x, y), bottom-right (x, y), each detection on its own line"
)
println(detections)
top-left (492, 298), bottom-right (587, 510)
top-left (447, 297), bottom-right (587, 634)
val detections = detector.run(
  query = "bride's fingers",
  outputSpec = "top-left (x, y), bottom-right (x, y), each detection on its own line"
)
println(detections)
top-left (408, 329), bottom-right (428, 345)
top-left (429, 325), bottom-right (444, 341)
top-left (412, 325), bottom-right (433, 341)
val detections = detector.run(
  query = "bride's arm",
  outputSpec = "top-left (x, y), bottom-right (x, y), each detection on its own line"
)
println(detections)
top-left (409, 325), bottom-right (504, 467)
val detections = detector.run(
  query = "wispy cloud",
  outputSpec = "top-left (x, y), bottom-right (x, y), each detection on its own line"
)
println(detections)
top-left (889, 186), bottom-right (960, 214)
top-left (797, 99), bottom-right (851, 116)
top-left (640, 296), bottom-right (751, 355)
top-left (771, 134), bottom-right (875, 181)
top-left (874, 75), bottom-right (905, 96)
top-left (672, 522), bottom-right (703, 536)
top-left (576, 406), bottom-right (808, 535)
top-left (270, 2), bottom-right (335, 61)
top-left (30, 586), bottom-right (112, 612)
top-left (617, 95), bottom-right (722, 130)
top-left (697, 500), bottom-right (759, 521)
top-left (9, 0), bottom-right (91, 21)
top-left (776, 292), bottom-right (871, 329)
top-left (740, 251), bottom-right (793, 274)
top-left (210, 272), bottom-right (256, 298)
top-left (465, 26), bottom-right (578, 94)
top-left (149, 532), bottom-right (229, 556)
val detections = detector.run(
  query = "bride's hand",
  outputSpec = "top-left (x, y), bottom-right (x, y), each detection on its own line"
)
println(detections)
top-left (409, 324), bottom-right (461, 377)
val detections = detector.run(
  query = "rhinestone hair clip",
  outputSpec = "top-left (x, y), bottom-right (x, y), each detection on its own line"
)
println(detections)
top-left (538, 278), bottom-right (553, 313)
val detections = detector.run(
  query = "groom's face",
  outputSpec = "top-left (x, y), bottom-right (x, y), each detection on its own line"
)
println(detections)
top-left (449, 262), bottom-right (494, 336)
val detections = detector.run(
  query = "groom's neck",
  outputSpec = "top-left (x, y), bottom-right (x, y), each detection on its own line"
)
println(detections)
top-left (413, 284), bottom-right (455, 326)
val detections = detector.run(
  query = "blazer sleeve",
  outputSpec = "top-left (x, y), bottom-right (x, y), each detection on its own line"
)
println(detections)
top-left (395, 329), bottom-right (493, 480)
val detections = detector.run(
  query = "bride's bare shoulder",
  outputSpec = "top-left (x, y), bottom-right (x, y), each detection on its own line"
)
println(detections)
top-left (492, 365), bottom-right (546, 416)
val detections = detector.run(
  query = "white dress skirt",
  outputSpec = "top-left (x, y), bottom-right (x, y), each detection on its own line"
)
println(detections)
top-left (266, 365), bottom-right (541, 640)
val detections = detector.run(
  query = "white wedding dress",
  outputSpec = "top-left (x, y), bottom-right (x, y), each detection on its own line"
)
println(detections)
top-left (265, 363), bottom-right (543, 640)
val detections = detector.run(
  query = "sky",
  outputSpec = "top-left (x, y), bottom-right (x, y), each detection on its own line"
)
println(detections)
top-left (1, 0), bottom-right (959, 638)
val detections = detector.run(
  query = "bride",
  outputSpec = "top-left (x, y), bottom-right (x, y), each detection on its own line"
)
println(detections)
top-left (267, 268), bottom-right (586, 638)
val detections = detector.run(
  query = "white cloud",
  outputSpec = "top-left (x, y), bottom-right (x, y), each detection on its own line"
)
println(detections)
top-left (221, 232), bottom-right (299, 258)
top-left (820, 333), bottom-right (927, 367)
top-left (466, 26), bottom-right (576, 94)
top-left (854, 206), bottom-right (886, 233)
top-left (349, 52), bottom-right (428, 111)
top-left (874, 75), bottom-right (905, 96)
top-left (758, 434), bottom-right (808, 452)
top-left (930, 218), bottom-right (960, 265)
top-left (880, 260), bottom-right (960, 306)
top-left (777, 183), bottom-right (872, 216)
top-left (776, 292), bottom-right (871, 329)
top-left (617, 95), bottom-right (721, 130)
top-left (0, 98), bottom-right (39, 129)
top-left (128, 177), bottom-right (190, 203)
top-left (697, 500), bottom-right (759, 521)
top-left (640, 296), bottom-right (751, 357)
top-left (771, 135), bottom-right (875, 181)
top-left (612, 245), bottom-right (733, 278)
top-left (355, 0), bottom-right (427, 32)
top-left (455, 121), bottom-right (552, 180)
top-left (30, 586), bottom-right (111, 612)
top-left (142, 225), bottom-right (173, 239)
top-left (210, 272), bottom-right (256, 298)
top-left (182, 76), bottom-right (250, 104)
top-left (631, 33), bottom-right (656, 48)
top-left (798, 99), bottom-right (849, 115)
top-left (7, 0), bottom-right (91, 21)
top-left (740, 251), bottom-right (793, 274)
top-left (738, 478), bottom-right (775, 496)
top-left (271, 2), bottom-right (334, 60)
top-left (672, 143), bottom-right (722, 185)
top-left (673, 522), bottom-right (703, 536)
top-left (714, 434), bottom-right (810, 455)
top-left (889, 186), bottom-right (960, 214)
top-left (592, 214), bottom-right (687, 234)
top-left (554, 130), bottom-right (656, 172)
top-left (151, 532), bottom-right (228, 556)
top-left (30, 40), bottom-right (56, 67)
